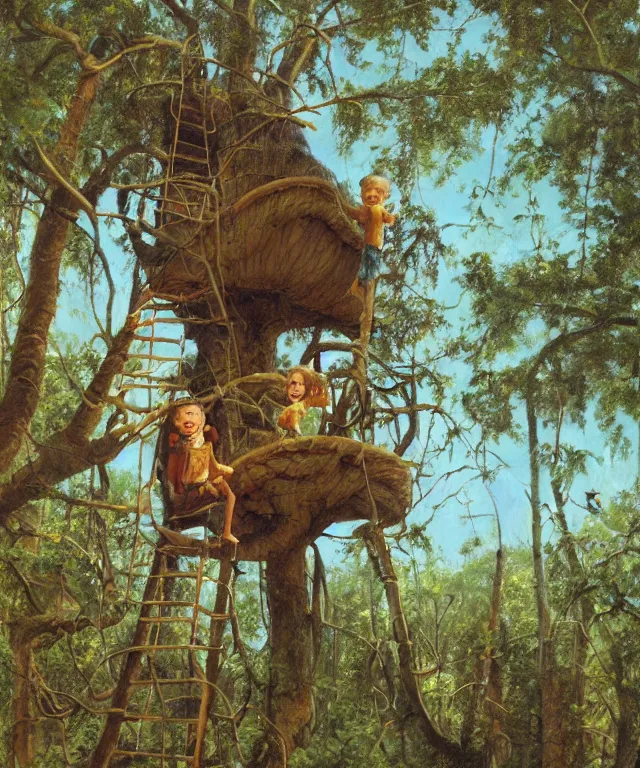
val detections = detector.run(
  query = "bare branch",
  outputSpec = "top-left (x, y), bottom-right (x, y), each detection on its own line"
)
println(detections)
top-left (159, 0), bottom-right (199, 35)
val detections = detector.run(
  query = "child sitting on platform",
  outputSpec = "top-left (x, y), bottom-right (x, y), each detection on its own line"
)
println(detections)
top-left (165, 400), bottom-right (238, 544)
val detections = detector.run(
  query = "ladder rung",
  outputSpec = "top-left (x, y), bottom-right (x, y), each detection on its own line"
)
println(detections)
top-left (200, 608), bottom-right (229, 620)
top-left (150, 571), bottom-right (198, 579)
top-left (158, 202), bottom-right (209, 215)
top-left (152, 196), bottom-right (209, 206)
top-left (113, 749), bottom-right (194, 761)
top-left (173, 115), bottom-right (202, 128)
top-left (177, 139), bottom-right (208, 150)
top-left (114, 643), bottom-right (223, 654)
top-left (148, 571), bottom-right (208, 579)
top-left (141, 600), bottom-right (193, 608)
top-left (179, 127), bottom-right (217, 136)
top-left (128, 354), bottom-right (183, 362)
top-left (163, 179), bottom-right (212, 192)
top-left (129, 574), bottom-right (214, 581)
top-left (123, 372), bottom-right (179, 380)
top-left (159, 209), bottom-right (215, 224)
top-left (177, 118), bottom-right (213, 132)
top-left (120, 383), bottom-right (183, 391)
top-left (139, 616), bottom-right (195, 624)
top-left (141, 600), bottom-right (198, 607)
top-left (175, 144), bottom-right (208, 156)
top-left (138, 308), bottom-right (180, 316)
top-left (137, 601), bottom-right (229, 621)
top-left (154, 317), bottom-right (218, 325)
top-left (164, 695), bottom-right (201, 703)
top-left (172, 152), bottom-right (209, 163)
top-left (133, 334), bottom-right (183, 344)
top-left (137, 318), bottom-right (186, 326)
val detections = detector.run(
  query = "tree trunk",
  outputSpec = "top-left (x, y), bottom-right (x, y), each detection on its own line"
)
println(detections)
top-left (9, 631), bottom-right (36, 767)
top-left (194, 558), bottom-right (233, 768)
top-left (0, 65), bottom-right (101, 473)
top-left (0, 313), bottom-right (139, 525)
top-left (461, 546), bottom-right (510, 766)
top-left (526, 393), bottom-right (566, 768)
top-left (362, 523), bottom-right (476, 766)
top-left (551, 479), bottom-right (592, 767)
top-left (251, 546), bottom-right (314, 767)
top-left (189, 300), bottom-right (281, 388)
top-left (614, 690), bottom-right (640, 768)
top-left (612, 646), bottom-right (640, 768)
top-left (8, 615), bottom-right (92, 766)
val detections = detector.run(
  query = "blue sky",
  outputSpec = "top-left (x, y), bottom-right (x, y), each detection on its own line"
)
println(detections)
top-left (292, 14), bottom-right (639, 563)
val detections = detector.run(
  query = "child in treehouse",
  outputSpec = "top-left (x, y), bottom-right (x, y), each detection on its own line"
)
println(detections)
top-left (278, 367), bottom-right (329, 437)
top-left (165, 400), bottom-right (238, 544)
top-left (346, 174), bottom-right (398, 353)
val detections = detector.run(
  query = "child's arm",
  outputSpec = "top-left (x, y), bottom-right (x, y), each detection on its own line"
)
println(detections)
top-left (278, 402), bottom-right (306, 433)
top-left (344, 203), bottom-right (368, 225)
top-left (382, 207), bottom-right (396, 226)
top-left (208, 445), bottom-right (234, 479)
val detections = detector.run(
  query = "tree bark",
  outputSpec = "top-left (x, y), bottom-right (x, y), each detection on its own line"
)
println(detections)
top-left (8, 615), bottom-right (93, 767)
top-left (461, 546), bottom-right (509, 766)
top-left (194, 557), bottom-right (233, 768)
top-left (551, 479), bottom-right (592, 767)
top-left (9, 631), bottom-right (36, 767)
top-left (526, 391), bottom-right (565, 768)
top-left (0, 65), bottom-right (101, 474)
top-left (483, 546), bottom-right (509, 767)
top-left (522, 325), bottom-right (615, 768)
top-left (612, 646), bottom-right (640, 768)
top-left (248, 545), bottom-right (314, 767)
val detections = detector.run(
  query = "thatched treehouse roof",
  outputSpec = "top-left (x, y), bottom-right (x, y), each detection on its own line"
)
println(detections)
top-left (157, 436), bottom-right (412, 561)
top-left (145, 177), bottom-right (364, 333)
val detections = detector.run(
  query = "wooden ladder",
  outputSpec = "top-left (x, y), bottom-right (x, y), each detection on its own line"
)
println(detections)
top-left (159, 35), bottom-right (217, 232)
top-left (112, 546), bottom-right (231, 765)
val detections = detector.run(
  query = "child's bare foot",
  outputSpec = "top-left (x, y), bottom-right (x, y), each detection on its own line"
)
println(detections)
top-left (223, 531), bottom-right (239, 545)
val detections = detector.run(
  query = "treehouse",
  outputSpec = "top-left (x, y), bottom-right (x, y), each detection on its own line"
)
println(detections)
top-left (93, 434), bottom-right (412, 768)
top-left (146, 177), bottom-right (365, 333)
top-left (91, 53), bottom-right (414, 768)
top-left (128, 74), bottom-right (367, 365)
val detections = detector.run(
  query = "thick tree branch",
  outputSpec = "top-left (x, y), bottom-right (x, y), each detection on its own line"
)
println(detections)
top-left (82, 144), bottom-right (166, 206)
top-left (0, 67), bottom-right (101, 475)
top-left (222, 0), bottom-right (260, 86)
top-left (361, 524), bottom-right (477, 765)
top-left (320, 1), bottom-right (433, 35)
top-left (159, 0), bottom-right (199, 36)
top-left (19, 14), bottom-right (94, 66)
top-left (0, 310), bottom-right (141, 525)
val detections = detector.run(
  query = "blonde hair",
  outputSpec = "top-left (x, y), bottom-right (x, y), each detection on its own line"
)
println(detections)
top-left (359, 174), bottom-right (391, 195)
